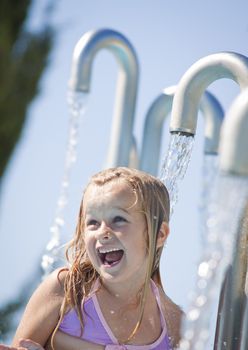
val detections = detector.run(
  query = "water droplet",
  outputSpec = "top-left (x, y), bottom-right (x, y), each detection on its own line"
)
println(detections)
top-left (187, 308), bottom-right (200, 321)
top-left (198, 262), bottom-right (209, 277)
top-left (55, 217), bottom-right (65, 226)
top-left (179, 339), bottom-right (190, 350)
top-left (196, 295), bottom-right (207, 307)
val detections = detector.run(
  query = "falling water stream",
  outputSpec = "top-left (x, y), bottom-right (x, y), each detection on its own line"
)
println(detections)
top-left (41, 91), bottom-right (88, 277)
top-left (160, 133), bottom-right (248, 349)
top-left (180, 175), bottom-right (248, 350)
top-left (199, 155), bottom-right (219, 246)
top-left (160, 133), bottom-right (195, 216)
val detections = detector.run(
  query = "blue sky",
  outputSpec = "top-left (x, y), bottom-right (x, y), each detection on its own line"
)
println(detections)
top-left (0, 0), bottom-right (247, 319)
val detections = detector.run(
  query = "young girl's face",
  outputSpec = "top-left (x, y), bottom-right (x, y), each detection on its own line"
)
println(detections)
top-left (83, 179), bottom-right (148, 285)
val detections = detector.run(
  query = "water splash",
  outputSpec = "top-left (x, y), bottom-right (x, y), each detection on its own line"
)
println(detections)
top-left (180, 175), bottom-right (248, 350)
top-left (41, 91), bottom-right (88, 277)
top-left (160, 133), bottom-right (194, 216)
top-left (199, 155), bottom-right (219, 246)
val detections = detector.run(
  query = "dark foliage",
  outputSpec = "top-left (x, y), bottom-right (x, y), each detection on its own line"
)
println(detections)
top-left (0, 0), bottom-right (53, 339)
top-left (0, 0), bottom-right (53, 181)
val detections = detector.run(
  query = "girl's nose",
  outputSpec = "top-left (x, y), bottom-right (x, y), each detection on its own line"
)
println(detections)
top-left (97, 222), bottom-right (113, 242)
top-left (98, 230), bottom-right (113, 242)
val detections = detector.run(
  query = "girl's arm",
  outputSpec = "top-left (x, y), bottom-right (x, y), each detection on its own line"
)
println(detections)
top-left (0, 334), bottom-right (105, 350)
top-left (3, 269), bottom-right (106, 350)
top-left (12, 269), bottom-right (66, 347)
top-left (46, 331), bottom-right (105, 350)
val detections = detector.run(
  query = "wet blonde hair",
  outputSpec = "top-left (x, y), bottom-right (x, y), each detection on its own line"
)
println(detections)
top-left (52, 167), bottom-right (170, 345)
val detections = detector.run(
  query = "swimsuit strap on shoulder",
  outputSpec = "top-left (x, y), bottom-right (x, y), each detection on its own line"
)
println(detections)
top-left (105, 345), bottom-right (127, 349)
top-left (150, 279), bottom-right (167, 331)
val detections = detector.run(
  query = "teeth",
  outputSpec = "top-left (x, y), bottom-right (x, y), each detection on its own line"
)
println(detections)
top-left (98, 247), bottom-right (122, 254)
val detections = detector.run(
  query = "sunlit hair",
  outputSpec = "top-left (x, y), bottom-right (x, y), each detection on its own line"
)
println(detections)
top-left (52, 167), bottom-right (170, 346)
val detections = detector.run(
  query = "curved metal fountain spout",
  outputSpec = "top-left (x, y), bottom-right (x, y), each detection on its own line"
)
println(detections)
top-left (140, 85), bottom-right (224, 175)
top-left (69, 28), bottom-right (139, 167)
top-left (219, 88), bottom-right (248, 175)
top-left (216, 89), bottom-right (248, 350)
top-left (170, 52), bottom-right (248, 135)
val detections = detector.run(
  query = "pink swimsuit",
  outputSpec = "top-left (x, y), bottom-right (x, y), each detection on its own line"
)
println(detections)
top-left (59, 280), bottom-right (172, 349)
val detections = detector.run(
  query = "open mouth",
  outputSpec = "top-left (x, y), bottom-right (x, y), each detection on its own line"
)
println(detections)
top-left (97, 247), bottom-right (124, 267)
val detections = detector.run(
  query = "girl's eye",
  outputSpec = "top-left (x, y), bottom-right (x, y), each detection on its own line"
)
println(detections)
top-left (113, 216), bottom-right (127, 223)
top-left (86, 219), bottom-right (99, 227)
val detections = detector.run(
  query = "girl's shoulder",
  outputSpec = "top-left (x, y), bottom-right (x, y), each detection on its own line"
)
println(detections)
top-left (157, 286), bottom-right (184, 348)
top-left (25, 267), bottom-right (69, 313)
top-left (12, 268), bottom-right (70, 345)
top-left (40, 267), bottom-right (68, 297)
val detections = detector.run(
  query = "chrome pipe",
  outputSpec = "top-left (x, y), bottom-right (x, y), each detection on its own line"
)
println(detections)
top-left (69, 28), bottom-right (139, 167)
top-left (199, 92), bottom-right (224, 154)
top-left (140, 86), bottom-right (223, 175)
top-left (170, 52), bottom-right (248, 135)
top-left (219, 88), bottom-right (248, 176)
top-left (240, 298), bottom-right (248, 350)
top-left (218, 89), bottom-right (248, 348)
top-left (213, 266), bottom-right (232, 350)
top-left (239, 205), bottom-right (248, 350)
top-left (129, 135), bottom-right (139, 169)
top-left (214, 217), bottom-right (248, 350)
top-left (139, 86), bottom-right (174, 175)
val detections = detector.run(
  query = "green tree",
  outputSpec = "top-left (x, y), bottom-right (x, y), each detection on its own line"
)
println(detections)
top-left (0, 0), bottom-right (53, 182)
top-left (0, 0), bottom-right (53, 339)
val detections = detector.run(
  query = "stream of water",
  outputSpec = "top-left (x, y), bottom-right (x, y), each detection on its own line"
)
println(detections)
top-left (41, 91), bottom-right (88, 277)
top-left (199, 155), bottom-right (219, 246)
top-left (180, 175), bottom-right (248, 350)
top-left (160, 132), bottom-right (194, 217)
top-left (160, 133), bottom-right (248, 349)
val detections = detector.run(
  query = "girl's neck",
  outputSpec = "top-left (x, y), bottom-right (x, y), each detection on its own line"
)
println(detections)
top-left (102, 282), bottom-right (140, 302)
top-left (99, 276), bottom-right (151, 305)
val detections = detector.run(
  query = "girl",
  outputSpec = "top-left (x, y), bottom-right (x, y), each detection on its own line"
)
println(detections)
top-left (0, 167), bottom-right (183, 350)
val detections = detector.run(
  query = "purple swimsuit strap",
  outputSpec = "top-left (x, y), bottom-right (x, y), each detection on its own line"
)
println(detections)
top-left (92, 279), bottom-right (169, 349)
top-left (150, 280), bottom-right (167, 332)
